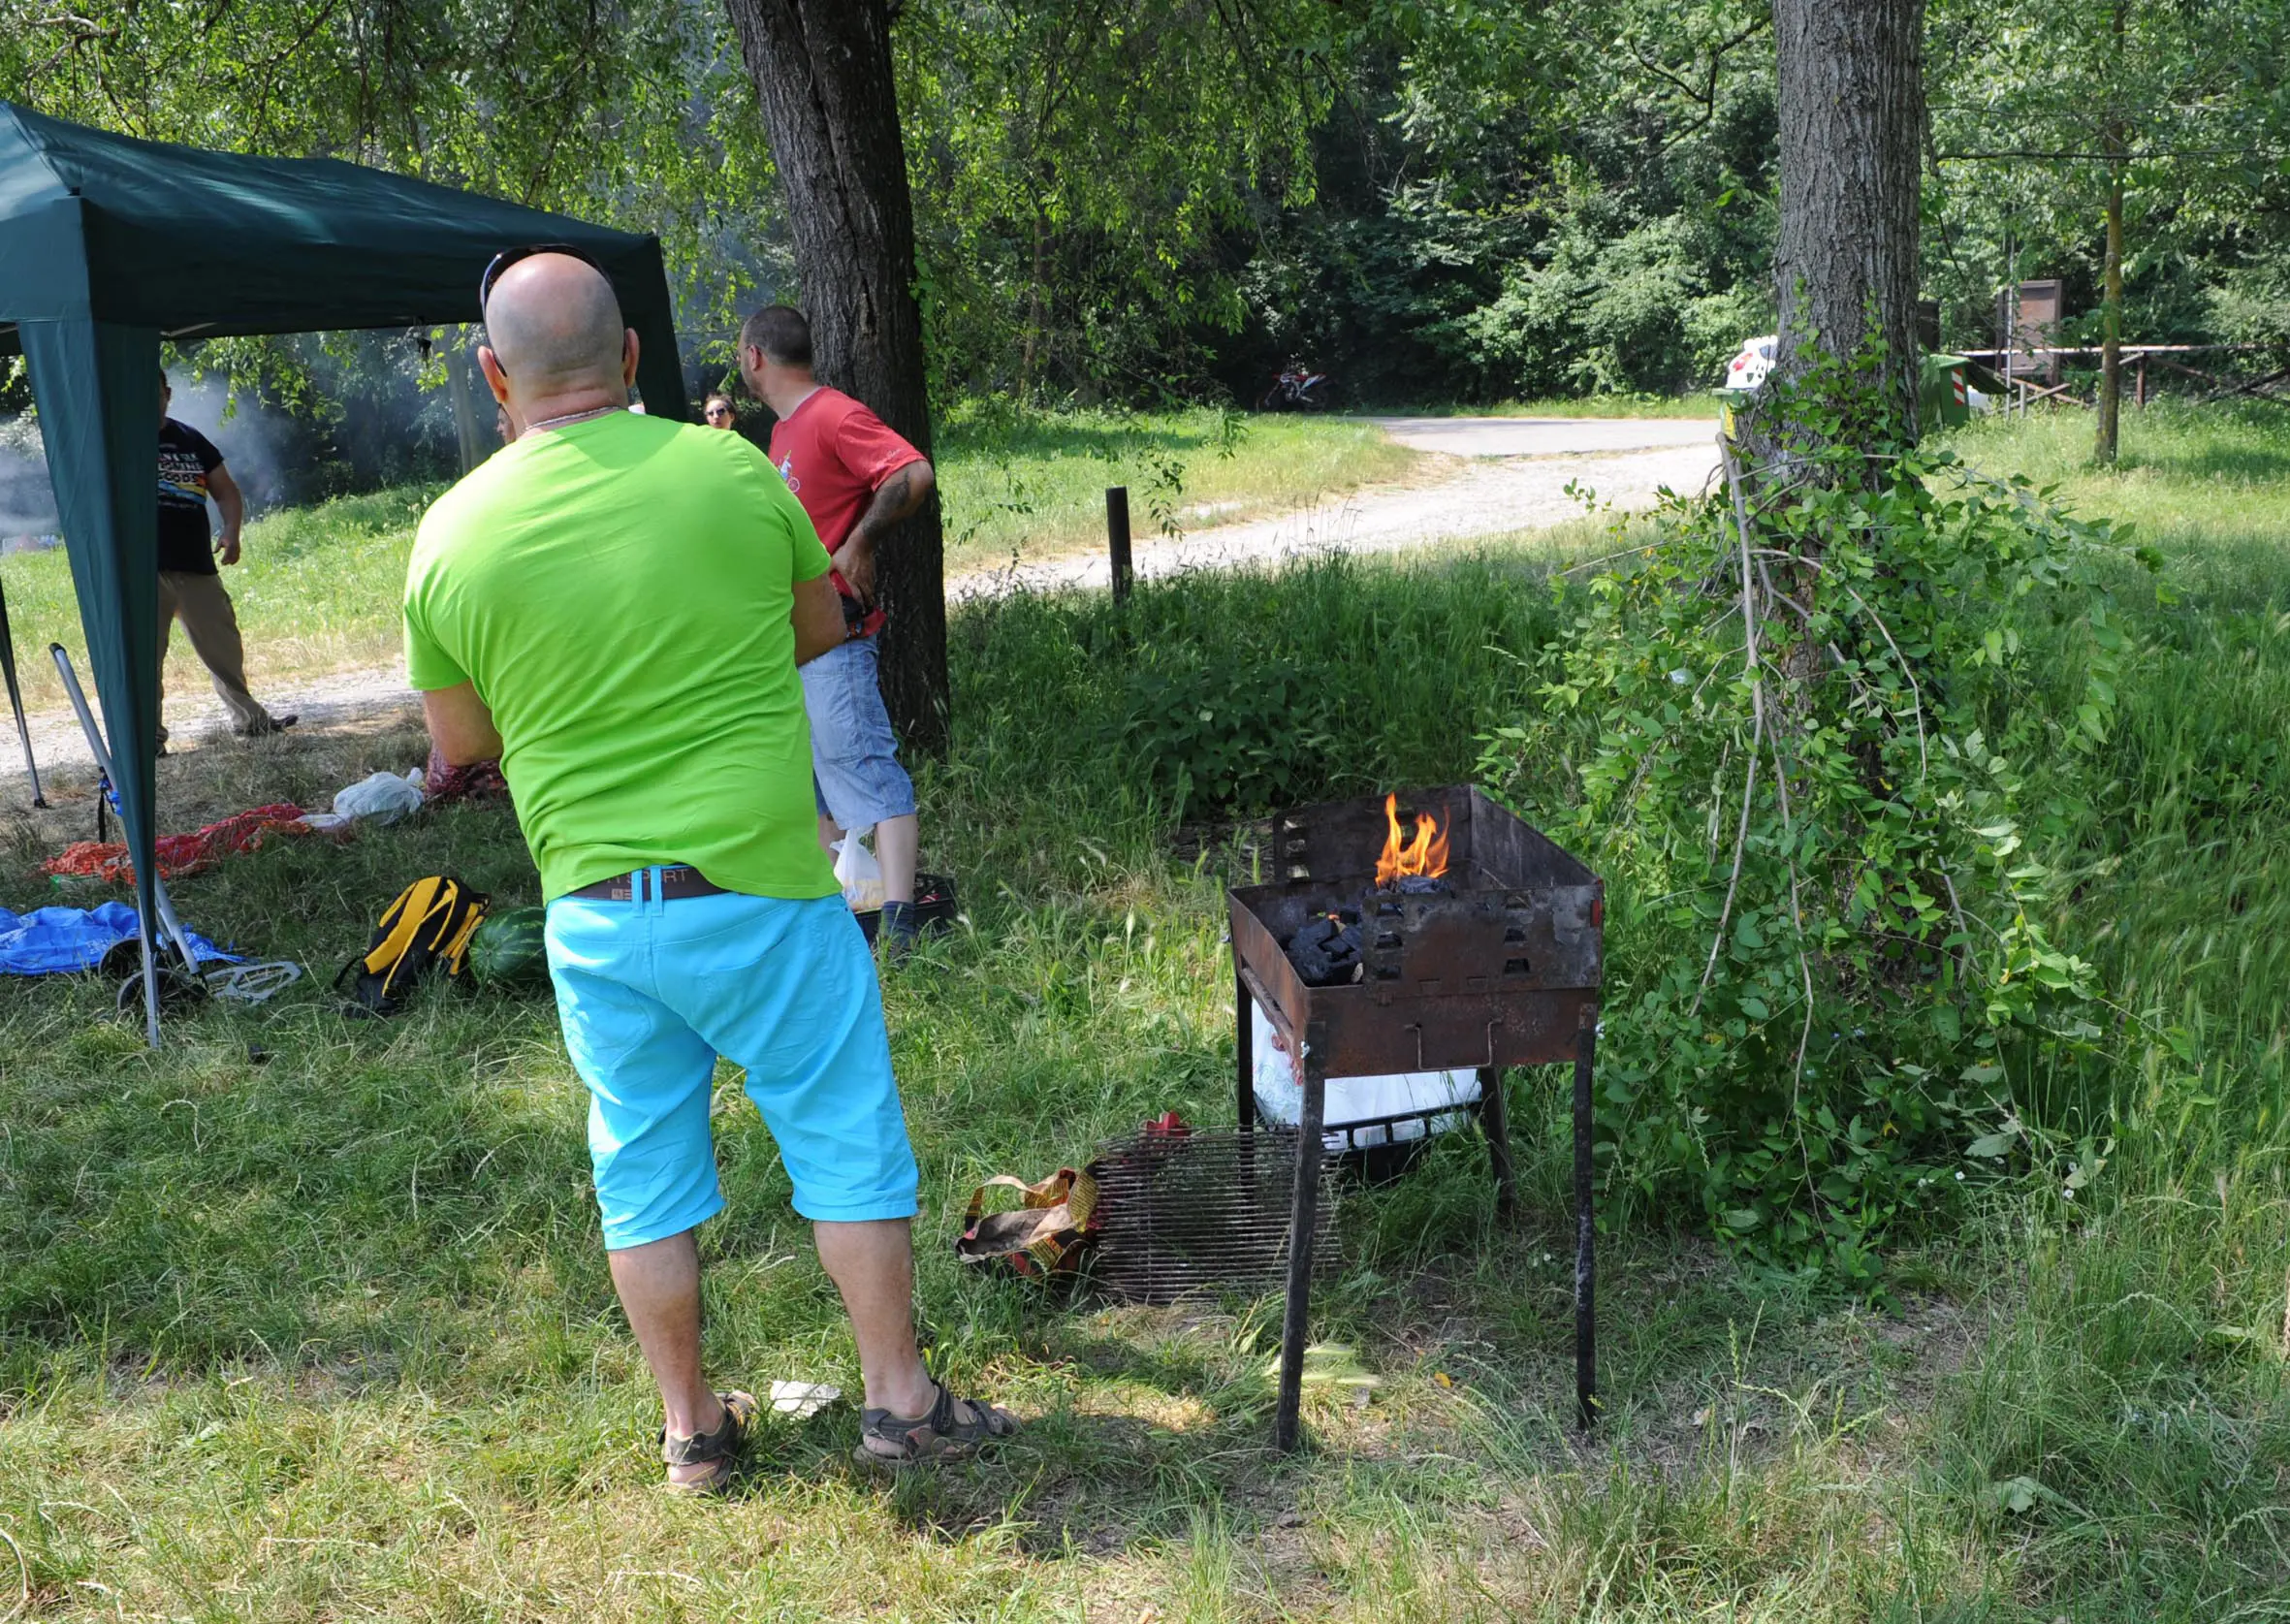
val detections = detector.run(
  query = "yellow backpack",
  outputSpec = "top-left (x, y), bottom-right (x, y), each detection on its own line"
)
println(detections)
top-left (335, 876), bottom-right (490, 1016)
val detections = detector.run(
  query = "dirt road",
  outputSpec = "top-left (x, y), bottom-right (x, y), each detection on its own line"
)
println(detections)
top-left (946, 415), bottom-right (1720, 600)
top-left (0, 417), bottom-right (1719, 780)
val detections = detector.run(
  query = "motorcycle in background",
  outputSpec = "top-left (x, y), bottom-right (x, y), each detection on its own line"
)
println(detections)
top-left (1257, 362), bottom-right (1333, 411)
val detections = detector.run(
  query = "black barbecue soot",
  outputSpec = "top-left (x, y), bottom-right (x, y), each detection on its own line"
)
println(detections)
top-left (1283, 908), bottom-right (1364, 987)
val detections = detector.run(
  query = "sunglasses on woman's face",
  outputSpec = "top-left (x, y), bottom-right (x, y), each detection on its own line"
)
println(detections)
top-left (705, 404), bottom-right (735, 420)
top-left (479, 242), bottom-right (608, 314)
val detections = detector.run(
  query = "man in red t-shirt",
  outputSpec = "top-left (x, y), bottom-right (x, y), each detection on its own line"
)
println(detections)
top-left (739, 305), bottom-right (936, 949)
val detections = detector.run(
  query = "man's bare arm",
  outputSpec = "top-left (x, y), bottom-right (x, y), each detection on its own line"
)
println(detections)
top-left (792, 575), bottom-right (845, 666)
top-left (207, 462), bottom-right (246, 565)
top-left (422, 683), bottom-right (504, 766)
top-left (832, 459), bottom-right (935, 607)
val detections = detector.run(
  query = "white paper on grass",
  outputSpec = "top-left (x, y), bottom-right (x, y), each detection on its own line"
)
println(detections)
top-left (833, 827), bottom-right (885, 913)
top-left (1250, 999), bottom-right (1479, 1152)
top-left (768, 1381), bottom-right (842, 1418)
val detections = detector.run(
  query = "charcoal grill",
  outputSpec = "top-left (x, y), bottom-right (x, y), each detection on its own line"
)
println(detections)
top-left (1228, 784), bottom-right (1604, 1449)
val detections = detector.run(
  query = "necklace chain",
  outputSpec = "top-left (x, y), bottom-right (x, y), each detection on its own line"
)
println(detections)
top-left (524, 404), bottom-right (622, 434)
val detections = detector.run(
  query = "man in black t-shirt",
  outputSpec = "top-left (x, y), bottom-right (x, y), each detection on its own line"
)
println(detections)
top-left (155, 370), bottom-right (294, 748)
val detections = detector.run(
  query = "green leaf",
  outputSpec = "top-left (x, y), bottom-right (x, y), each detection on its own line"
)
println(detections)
top-left (1733, 913), bottom-right (1765, 951)
top-left (1992, 1477), bottom-right (2049, 1515)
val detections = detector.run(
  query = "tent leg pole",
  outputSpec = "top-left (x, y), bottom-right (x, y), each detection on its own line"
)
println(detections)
top-left (0, 582), bottom-right (45, 807)
top-left (139, 927), bottom-right (159, 1048)
top-left (50, 644), bottom-right (199, 974)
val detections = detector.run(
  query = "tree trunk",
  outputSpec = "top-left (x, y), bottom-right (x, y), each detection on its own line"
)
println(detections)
top-left (1769, 0), bottom-right (1927, 445)
top-left (726, 0), bottom-right (950, 754)
top-left (2095, 170), bottom-right (2124, 463)
top-left (2094, 0), bottom-right (2127, 465)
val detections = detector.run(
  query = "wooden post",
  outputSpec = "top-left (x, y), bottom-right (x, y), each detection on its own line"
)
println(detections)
top-left (1105, 486), bottom-right (1132, 604)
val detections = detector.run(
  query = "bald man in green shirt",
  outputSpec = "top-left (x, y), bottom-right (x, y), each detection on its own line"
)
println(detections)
top-left (405, 247), bottom-right (1013, 1491)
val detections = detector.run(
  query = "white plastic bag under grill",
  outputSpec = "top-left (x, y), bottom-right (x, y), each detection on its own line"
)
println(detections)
top-left (834, 826), bottom-right (885, 913)
top-left (1250, 1000), bottom-right (1479, 1153)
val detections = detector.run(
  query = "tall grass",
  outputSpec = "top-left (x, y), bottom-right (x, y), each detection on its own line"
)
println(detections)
top-left (0, 403), bottom-right (2284, 1617)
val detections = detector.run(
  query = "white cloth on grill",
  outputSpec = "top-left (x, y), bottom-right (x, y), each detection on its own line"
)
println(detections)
top-left (1249, 1000), bottom-right (1480, 1152)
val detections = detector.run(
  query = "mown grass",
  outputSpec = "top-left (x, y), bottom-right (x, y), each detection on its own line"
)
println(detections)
top-left (0, 410), bottom-right (1420, 717)
top-left (0, 486), bottom-right (436, 716)
top-left (936, 404), bottom-right (1422, 571)
top-left (0, 403), bottom-right (2285, 1618)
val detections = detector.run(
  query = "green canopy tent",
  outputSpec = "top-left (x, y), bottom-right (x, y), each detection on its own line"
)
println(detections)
top-left (0, 102), bottom-right (689, 1043)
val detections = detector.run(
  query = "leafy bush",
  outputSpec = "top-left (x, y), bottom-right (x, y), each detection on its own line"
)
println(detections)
top-left (1111, 653), bottom-right (1342, 819)
top-left (1478, 346), bottom-right (2155, 1287)
top-left (960, 551), bottom-right (1565, 822)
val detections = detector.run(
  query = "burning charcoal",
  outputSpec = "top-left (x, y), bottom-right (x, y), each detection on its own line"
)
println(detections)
top-left (1289, 942), bottom-right (1336, 985)
top-left (1391, 876), bottom-right (1453, 896)
top-left (1289, 916), bottom-right (1339, 951)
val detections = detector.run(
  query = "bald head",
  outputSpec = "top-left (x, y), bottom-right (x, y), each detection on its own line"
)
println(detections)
top-left (479, 253), bottom-right (635, 416)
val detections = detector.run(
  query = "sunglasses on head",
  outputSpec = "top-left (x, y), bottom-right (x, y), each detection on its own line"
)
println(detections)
top-left (478, 242), bottom-right (608, 315)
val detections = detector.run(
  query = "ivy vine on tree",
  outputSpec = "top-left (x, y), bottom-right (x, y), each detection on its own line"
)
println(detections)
top-left (1479, 337), bottom-right (2158, 1286)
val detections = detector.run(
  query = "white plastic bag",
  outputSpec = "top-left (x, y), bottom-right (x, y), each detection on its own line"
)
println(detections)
top-left (1250, 1000), bottom-right (1479, 1151)
top-left (834, 826), bottom-right (885, 913)
top-left (308, 769), bottom-right (426, 830)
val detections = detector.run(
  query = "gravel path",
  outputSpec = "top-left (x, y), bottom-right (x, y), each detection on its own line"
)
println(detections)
top-left (947, 418), bottom-right (1720, 601)
top-left (1, 417), bottom-right (1720, 781)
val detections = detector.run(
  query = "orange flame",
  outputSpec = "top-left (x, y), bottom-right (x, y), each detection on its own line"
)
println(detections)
top-left (1375, 793), bottom-right (1449, 886)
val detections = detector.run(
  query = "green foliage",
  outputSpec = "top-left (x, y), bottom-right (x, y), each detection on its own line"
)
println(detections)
top-left (1235, 0), bottom-right (1780, 401)
top-left (1479, 345), bottom-right (2152, 1286)
top-left (959, 547), bottom-right (1563, 821)
top-left (1924, 0), bottom-right (2290, 358)
top-left (1110, 654), bottom-right (1340, 818)
top-left (899, 0), bottom-right (1333, 399)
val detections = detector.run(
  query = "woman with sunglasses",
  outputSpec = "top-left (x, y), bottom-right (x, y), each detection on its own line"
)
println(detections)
top-left (702, 392), bottom-right (739, 430)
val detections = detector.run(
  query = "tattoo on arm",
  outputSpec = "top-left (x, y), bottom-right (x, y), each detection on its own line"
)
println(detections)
top-left (853, 462), bottom-right (932, 545)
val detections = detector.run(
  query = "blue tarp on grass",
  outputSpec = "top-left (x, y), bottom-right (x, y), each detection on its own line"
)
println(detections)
top-left (0, 903), bottom-right (237, 975)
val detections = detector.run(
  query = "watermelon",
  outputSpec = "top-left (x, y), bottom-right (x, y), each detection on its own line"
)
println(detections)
top-left (468, 907), bottom-right (550, 990)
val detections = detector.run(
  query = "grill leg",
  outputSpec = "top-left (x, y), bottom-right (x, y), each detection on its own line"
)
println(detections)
top-left (1236, 973), bottom-right (1256, 1130)
top-left (1478, 1065), bottom-right (1516, 1219)
top-left (1574, 1025), bottom-right (1599, 1429)
top-left (1275, 1062), bottom-right (1325, 1453)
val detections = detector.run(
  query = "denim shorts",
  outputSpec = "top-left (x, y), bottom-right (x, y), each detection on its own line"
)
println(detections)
top-left (801, 632), bottom-right (917, 827)
top-left (545, 881), bottom-right (919, 1249)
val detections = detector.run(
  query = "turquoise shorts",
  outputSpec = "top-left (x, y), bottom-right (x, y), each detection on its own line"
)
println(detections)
top-left (545, 881), bottom-right (918, 1250)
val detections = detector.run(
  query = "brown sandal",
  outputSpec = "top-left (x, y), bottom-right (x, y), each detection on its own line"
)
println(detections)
top-left (661, 1389), bottom-right (759, 1496)
top-left (854, 1382), bottom-right (1018, 1471)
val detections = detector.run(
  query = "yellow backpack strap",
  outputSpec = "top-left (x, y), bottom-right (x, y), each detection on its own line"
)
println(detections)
top-left (361, 878), bottom-right (439, 975)
top-left (435, 899), bottom-right (488, 975)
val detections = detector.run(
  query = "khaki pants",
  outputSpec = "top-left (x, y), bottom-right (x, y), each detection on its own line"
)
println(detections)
top-left (156, 570), bottom-right (273, 744)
